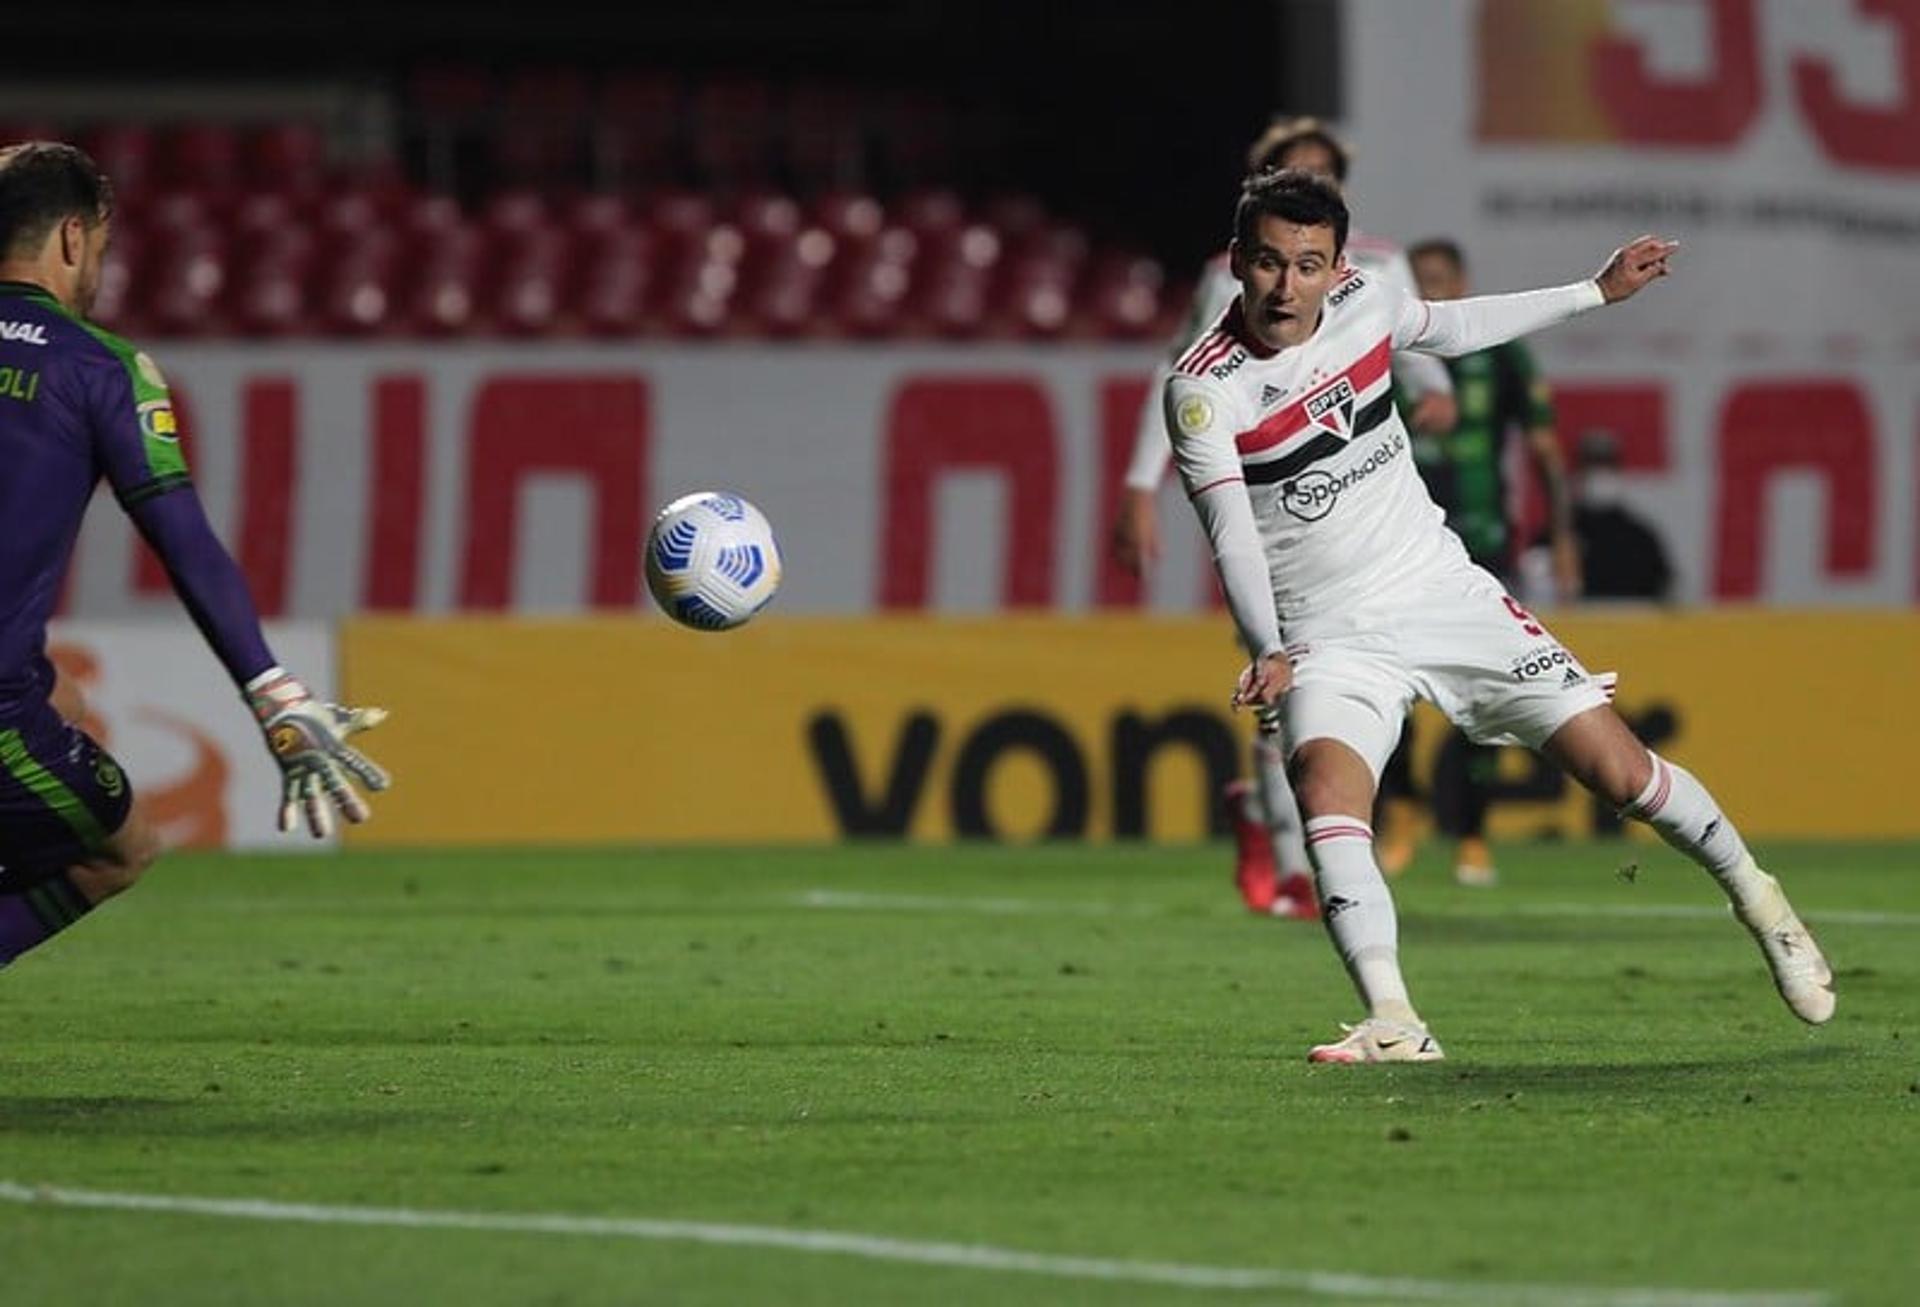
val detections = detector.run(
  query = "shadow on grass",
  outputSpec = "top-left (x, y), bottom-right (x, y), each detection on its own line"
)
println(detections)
top-left (0, 1096), bottom-right (446, 1138)
top-left (1414, 1042), bottom-right (1853, 1096)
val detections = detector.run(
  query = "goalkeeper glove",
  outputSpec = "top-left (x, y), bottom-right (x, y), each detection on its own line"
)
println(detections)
top-left (245, 667), bottom-right (392, 838)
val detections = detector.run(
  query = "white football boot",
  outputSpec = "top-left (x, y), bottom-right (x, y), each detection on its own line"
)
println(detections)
top-left (1307, 1017), bottom-right (1445, 1064)
top-left (1735, 870), bottom-right (1836, 1025)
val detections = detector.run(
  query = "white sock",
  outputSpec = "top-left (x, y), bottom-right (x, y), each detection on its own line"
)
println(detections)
top-left (1627, 753), bottom-right (1775, 918)
top-left (1304, 815), bottom-right (1419, 1025)
top-left (1253, 723), bottom-right (1310, 874)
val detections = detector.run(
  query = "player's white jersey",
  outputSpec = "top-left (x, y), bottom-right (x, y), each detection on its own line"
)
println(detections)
top-left (1124, 231), bottom-right (1448, 492)
top-left (1164, 271), bottom-right (1603, 651)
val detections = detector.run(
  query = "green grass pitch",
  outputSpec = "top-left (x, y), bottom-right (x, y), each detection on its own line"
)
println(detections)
top-left (1, 840), bottom-right (1915, 1306)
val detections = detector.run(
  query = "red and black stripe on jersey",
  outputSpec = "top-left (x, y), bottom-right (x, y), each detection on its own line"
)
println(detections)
top-left (1234, 336), bottom-right (1393, 485)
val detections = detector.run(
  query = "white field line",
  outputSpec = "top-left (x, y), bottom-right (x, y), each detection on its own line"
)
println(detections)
top-left (796, 888), bottom-right (1920, 929)
top-left (0, 1180), bottom-right (1830, 1307)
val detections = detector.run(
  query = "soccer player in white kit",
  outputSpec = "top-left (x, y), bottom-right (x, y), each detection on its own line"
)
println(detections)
top-left (1168, 170), bottom-right (1836, 1063)
top-left (1114, 118), bottom-right (1455, 919)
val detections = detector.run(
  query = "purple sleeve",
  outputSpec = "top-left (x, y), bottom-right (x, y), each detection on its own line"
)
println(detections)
top-left (127, 488), bottom-right (278, 686)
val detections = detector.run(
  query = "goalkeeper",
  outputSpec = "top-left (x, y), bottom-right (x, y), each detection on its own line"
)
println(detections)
top-left (0, 142), bottom-right (388, 972)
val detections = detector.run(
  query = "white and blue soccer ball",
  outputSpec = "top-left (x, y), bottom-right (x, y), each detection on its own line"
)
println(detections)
top-left (644, 491), bottom-right (783, 631)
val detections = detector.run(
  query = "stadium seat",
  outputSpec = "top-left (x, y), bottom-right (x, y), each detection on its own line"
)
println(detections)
top-left (146, 225), bottom-right (231, 336)
top-left (88, 224), bottom-right (146, 333)
top-left (596, 73), bottom-right (680, 191)
top-left (232, 226), bottom-right (318, 336)
top-left (644, 189), bottom-right (717, 240)
top-left (733, 191), bottom-right (803, 242)
top-left (245, 123), bottom-right (327, 195)
top-left (231, 190), bottom-right (302, 239)
top-left (319, 229), bottom-right (404, 335)
top-left (829, 225), bottom-right (918, 337)
top-left (565, 192), bottom-right (632, 236)
top-left (811, 191), bottom-right (884, 245)
top-left (894, 188), bottom-right (966, 241)
top-left (1082, 253), bottom-right (1170, 338)
top-left (145, 188), bottom-right (218, 233)
top-left (576, 227), bottom-right (656, 336)
top-left (403, 223), bottom-right (489, 335)
top-left (981, 193), bottom-right (1050, 242)
top-left (491, 226), bottom-right (575, 336)
top-left (996, 246), bottom-right (1080, 338)
top-left (161, 123), bottom-right (243, 192)
top-left (482, 189), bottom-right (551, 235)
top-left (918, 224), bottom-right (1001, 338)
top-left (658, 223), bottom-right (744, 335)
top-left (78, 124), bottom-right (157, 198)
top-left (741, 226), bottom-right (837, 337)
top-left (401, 192), bottom-right (466, 235)
top-left (409, 65), bottom-right (493, 192)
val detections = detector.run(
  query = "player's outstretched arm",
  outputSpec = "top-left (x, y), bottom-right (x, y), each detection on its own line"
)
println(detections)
top-left (86, 342), bottom-right (390, 838)
top-left (128, 490), bottom-right (392, 838)
top-left (1396, 234), bottom-right (1677, 357)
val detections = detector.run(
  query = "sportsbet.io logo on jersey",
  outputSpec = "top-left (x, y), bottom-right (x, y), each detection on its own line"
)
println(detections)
top-left (1280, 430), bottom-right (1406, 521)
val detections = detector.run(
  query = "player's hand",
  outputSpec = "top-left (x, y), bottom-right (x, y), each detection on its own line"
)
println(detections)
top-left (1110, 488), bottom-right (1161, 576)
top-left (1594, 235), bottom-right (1678, 303)
top-left (1408, 392), bottom-right (1458, 436)
top-left (246, 668), bottom-right (392, 838)
top-left (1230, 653), bottom-right (1292, 711)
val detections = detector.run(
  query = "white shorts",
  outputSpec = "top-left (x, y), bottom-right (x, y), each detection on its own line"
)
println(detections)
top-left (1280, 563), bottom-right (1615, 782)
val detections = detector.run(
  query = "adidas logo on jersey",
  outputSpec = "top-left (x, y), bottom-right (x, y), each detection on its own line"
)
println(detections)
top-left (1560, 666), bottom-right (1585, 688)
top-left (1260, 384), bottom-right (1288, 408)
top-left (0, 321), bottom-right (50, 346)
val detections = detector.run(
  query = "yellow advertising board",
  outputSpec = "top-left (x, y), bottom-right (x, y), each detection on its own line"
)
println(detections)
top-left (340, 612), bottom-right (1915, 845)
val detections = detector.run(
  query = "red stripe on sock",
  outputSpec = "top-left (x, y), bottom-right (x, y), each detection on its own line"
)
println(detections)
top-left (1306, 824), bottom-right (1373, 844)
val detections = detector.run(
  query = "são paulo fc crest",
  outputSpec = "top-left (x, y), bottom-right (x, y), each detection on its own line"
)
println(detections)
top-left (1302, 375), bottom-right (1358, 440)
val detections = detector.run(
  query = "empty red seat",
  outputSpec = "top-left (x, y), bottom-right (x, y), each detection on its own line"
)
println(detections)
top-left (829, 226), bottom-right (918, 337)
top-left (483, 189), bottom-right (551, 234)
top-left (565, 192), bottom-right (632, 235)
top-left (88, 224), bottom-right (146, 332)
top-left (404, 224), bottom-right (489, 335)
top-left (812, 191), bottom-right (884, 244)
top-left (918, 224), bottom-right (1001, 337)
top-left (319, 229), bottom-right (404, 335)
top-left (161, 123), bottom-right (242, 191)
top-left (733, 191), bottom-right (802, 242)
top-left (79, 124), bottom-right (156, 198)
top-left (577, 228), bottom-right (656, 336)
top-left (658, 224), bottom-right (745, 335)
top-left (995, 248), bottom-right (1081, 338)
top-left (491, 227), bottom-right (575, 335)
top-left (245, 123), bottom-right (327, 193)
top-left (741, 226), bottom-right (838, 337)
top-left (232, 227), bottom-right (318, 336)
top-left (146, 226), bottom-right (230, 336)
top-left (1083, 253), bottom-right (1170, 339)
top-left (894, 188), bottom-right (965, 241)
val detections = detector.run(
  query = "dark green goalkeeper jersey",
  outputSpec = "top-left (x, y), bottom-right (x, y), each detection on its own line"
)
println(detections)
top-left (1409, 339), bottom-right (1554, 574)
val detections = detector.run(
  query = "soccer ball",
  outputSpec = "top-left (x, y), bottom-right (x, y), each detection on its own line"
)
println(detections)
top-left (644, 492), bottom-right (783, 631)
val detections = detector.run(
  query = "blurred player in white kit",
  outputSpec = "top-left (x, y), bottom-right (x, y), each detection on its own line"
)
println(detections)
top-left (1164, 169), bottom-right (1834, 1062)
top-left (1112, 118), bottom-right (1455, 921)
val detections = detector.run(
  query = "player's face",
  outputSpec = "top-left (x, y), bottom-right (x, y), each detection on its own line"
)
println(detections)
top-left (1411, 252), bottom-right (1465, 301)
top-left (1230, 215), bottom-right (1339, 350)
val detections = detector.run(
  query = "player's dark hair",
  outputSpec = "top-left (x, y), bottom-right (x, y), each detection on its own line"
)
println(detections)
top-left (0, 142), bottom-right (114, 259)
top-left (1246, 116), bottom-right (1351, 181)
top-left (1408, 238), bottom-right (1466, 272)
top-left (1233, 168), bottom-right (1349, 257)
